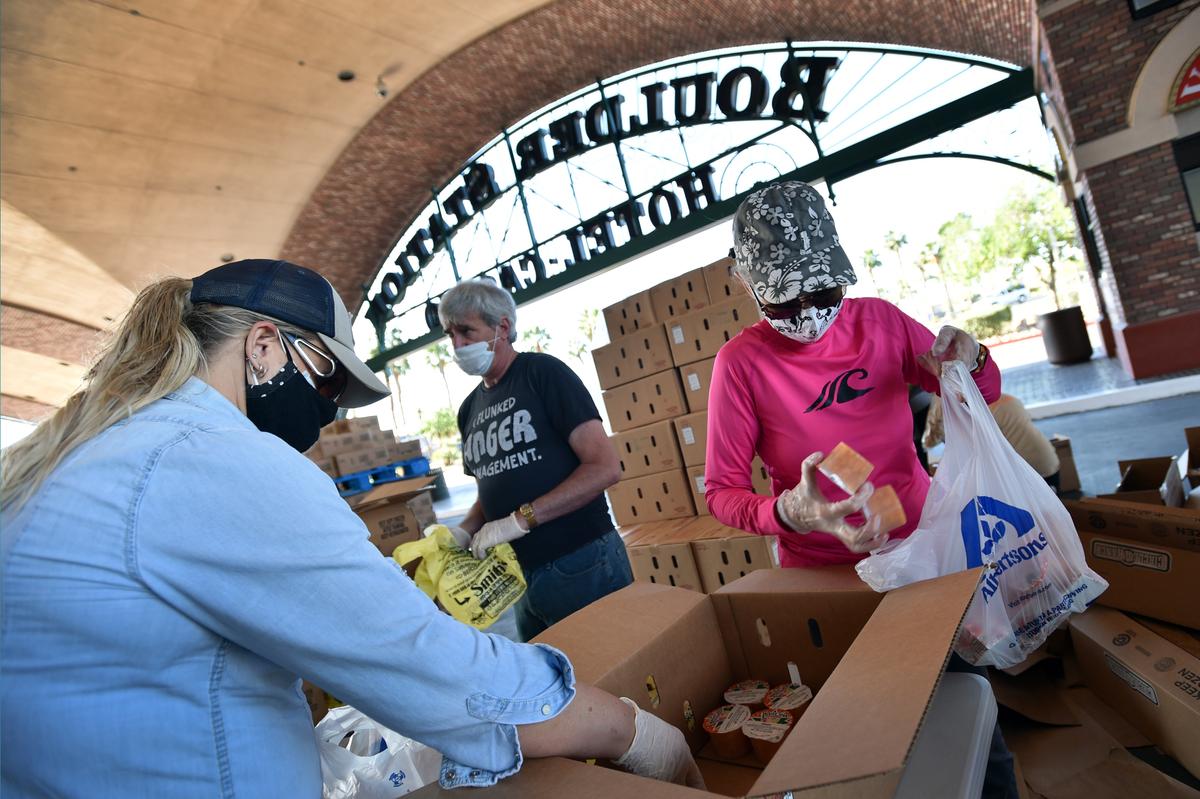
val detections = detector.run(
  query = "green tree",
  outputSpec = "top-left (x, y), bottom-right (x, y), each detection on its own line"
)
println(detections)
top-left (521, 325), bottom-right (551, 353)
top-left (936, 213), bottom-right (991, 304)
top-left (988, 184), bottom-right (1081, 309)
top-left (425, 342), bottom-right (454, 408)
top-left (420, 407), bottom-right (459, 451)
top-left (568, 308), bottom-right (601, 363)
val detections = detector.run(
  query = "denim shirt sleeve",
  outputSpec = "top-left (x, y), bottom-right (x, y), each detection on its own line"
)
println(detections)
top-left (131, 425), bottom-right (576, 787)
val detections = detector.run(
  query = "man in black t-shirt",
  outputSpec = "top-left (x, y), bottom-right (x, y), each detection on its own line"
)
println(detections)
top-left (438, 279), bottom-right (632, 641)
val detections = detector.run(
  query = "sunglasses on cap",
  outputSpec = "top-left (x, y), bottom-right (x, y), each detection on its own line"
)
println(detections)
top-left (756, 287), bottom-right (845, 320)
top-left (280, 331), bottom-right (348, 401)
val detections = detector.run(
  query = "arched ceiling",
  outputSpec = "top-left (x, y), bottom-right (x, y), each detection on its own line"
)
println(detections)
top-left (1, 0), bottom-right (1031, 419)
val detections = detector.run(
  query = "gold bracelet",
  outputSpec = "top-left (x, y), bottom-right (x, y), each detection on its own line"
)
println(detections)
top-left (971, 343), bottom-right (989, 374)
top-left (518, 502), bottom-right (539, 529)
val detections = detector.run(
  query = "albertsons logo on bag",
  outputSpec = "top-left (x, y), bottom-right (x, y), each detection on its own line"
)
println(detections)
top-left (959, 495), bottom-right (1047, 603)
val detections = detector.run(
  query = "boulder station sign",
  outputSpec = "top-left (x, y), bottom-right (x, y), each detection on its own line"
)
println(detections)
top-left (365, 55), bottom-right (839, 336)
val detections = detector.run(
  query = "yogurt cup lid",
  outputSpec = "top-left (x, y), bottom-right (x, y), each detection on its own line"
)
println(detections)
top-left (702, 703), bottom-right (751, 735)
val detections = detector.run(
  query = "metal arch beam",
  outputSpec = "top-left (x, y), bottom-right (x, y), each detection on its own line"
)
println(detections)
top-left (366, 68), bottom-right (1035, 370)
top-left (846, 152), bottom-right (1056, 183)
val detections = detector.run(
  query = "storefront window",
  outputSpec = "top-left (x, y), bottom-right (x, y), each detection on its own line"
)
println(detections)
top-left (1174, 133), bottom-right (1200, 229)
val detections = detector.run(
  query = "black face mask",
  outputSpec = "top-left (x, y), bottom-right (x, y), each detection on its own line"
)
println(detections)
top-left (246, 347), bottom-right (338, 453)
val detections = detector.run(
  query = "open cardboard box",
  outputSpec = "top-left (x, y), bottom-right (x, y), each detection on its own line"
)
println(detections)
top-left (347, 476), bottom-right (437, 556)
top-left (1097, 457), bottom-right (1186, 507)
top-left (413, 566), bottom-right (982, 798)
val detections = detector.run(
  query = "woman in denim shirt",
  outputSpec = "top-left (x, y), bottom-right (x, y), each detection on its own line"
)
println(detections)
top-left (0, 259), bottom-right (701, 797)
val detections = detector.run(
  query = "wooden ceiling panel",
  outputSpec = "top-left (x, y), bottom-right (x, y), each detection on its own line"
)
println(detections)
top-left (118, 235), bottom-right (287, 283)
top-left (1, 115), bottom-right (160, 187)
top-left (143, 140), bottom-right (325, 203)
top-left (2, 174), bottom-right (144, 236)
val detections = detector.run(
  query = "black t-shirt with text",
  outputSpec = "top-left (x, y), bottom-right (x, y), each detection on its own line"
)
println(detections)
top-left (457, 352), bottom-right (614, 571)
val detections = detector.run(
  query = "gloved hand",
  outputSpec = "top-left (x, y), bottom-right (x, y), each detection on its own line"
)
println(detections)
top-left (613, 698), bottom-right (705, 789)
top-left (776, 452), bottom-right (887, 554)
top-left (919, 325), bottom-right (980, 376)
top-left (469, 513), bottom-right (528, 559)
top-left (446, 525), bottom-right (472, 550)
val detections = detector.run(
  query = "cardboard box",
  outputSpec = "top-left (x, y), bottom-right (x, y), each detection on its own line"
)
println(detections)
top-left (606, 469), bottom-right (695, 526)
top-left (334, 445), bottom-right (393, 476)
top-left (591, 325), bottom-right (673, 390)
top-left (1070, 606), bottom-right (1200, 778)
top-left (610, 420), bottom-right (684, 480)
top-left (650, 267), bottom-right (711, 321)
top-left (679, 356), bottom-right (717, 412)
top-left (686, 463), bottom-right (710, 516)
top-left (1050, 434), bottom-right (1080, 494)
top-left (750, 455), bottom-right (773, 496)
top-left (602, 290), bottom-right (656, 339)
top-left (351, 477), bottom-right (437, 556)
top-left (620, 517), bottom-right (778, 595)
top-left (701, 257), bottom-right (746, 304)
top-left (410, 567), bottom-right (982, 798)
top-left (1097, 456), bottom-right (1185, 507)
top-left (1065, 498), bottom-right (1200, 552)
top-left (1077, 529), bottom-right (1200, 629)
top-left (309, 456), bottom-right (339, 478)
top-left (673, 411), bottom-right (708, 467)
top-left (391, 438), bottom-right (424, 462)
top-left (625, 541), bottom-right (704, 592)
top-left (318, 431), bottom-right (369, 456)
top-left (666, 295), bottom-right (759, 366)
top-left (691, 535), bottom-right (776, 593)
top-left (601, 369), bottom-right (688, 433)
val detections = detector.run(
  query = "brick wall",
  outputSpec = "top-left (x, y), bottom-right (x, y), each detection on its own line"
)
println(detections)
top-left (0, 304), bottom-right (103, 366)
top-left (1082, 142), bottom-right (1200, 327)
top-left (1039, 0), bottom-right (1200, 146)
top-left (281, 0), bottom-right (1033, 305)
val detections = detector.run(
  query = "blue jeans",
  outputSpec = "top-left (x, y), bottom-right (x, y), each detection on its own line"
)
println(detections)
top-left (514, 529), bottom-right (633, 642)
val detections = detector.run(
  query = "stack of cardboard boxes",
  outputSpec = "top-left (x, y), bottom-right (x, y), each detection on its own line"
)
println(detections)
top-left (1058, 425), bottom-right (1200, 782)
top-left (305, 416), bottom-right (424, 480)
top-left (592, 258), bottom-right (779, 591)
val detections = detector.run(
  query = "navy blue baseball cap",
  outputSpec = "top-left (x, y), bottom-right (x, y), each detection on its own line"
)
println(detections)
top-left (190, 259), bottom-right (389, 408)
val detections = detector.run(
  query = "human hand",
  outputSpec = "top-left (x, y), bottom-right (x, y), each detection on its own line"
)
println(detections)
top-left (613, 698), bottom-right (706, 789)
top-left (776, 452), bottom-right (888, 553)
top-left (469, 513), bottom-right (528, 559)
top-left (445, 525), bottom-right (472, 550)
top-left (918, 325), bottom-right (980, 376)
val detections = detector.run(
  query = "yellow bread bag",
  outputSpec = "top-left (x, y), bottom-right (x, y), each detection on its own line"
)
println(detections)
top-left (393, 525), bottom-right (526, 630)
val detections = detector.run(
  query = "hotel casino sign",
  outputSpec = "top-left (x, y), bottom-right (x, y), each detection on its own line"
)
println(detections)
top-left (365, 52), bottom-right (840, 344)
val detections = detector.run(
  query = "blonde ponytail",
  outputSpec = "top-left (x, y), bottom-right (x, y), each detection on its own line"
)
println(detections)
top-left (1, 277), bottom-right (302, 513)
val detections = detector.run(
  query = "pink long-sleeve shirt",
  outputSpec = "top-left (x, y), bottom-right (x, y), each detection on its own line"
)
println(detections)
top-left (704, 297), bottom-right (1001, 567)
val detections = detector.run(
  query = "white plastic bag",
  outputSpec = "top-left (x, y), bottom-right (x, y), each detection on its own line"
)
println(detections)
top-left (856, 362), bottom-right (1107, 668)
top-left (316, 705), bottom-right (442, 798)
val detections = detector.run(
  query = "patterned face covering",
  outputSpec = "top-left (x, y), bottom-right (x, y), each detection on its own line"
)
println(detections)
top-left (766, 300), bottom-right (844, 343)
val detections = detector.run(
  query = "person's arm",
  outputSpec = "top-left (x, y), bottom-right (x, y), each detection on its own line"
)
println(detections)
top-left (894, 305), bottom-right (1001, 402)
top-left (135, 430), bottom-right (695, 788)
top-left (703, 349), bottom-right (789, 536)
top-left (516, 420), bottom-right (620, 529)
top-left (460, 495), bottom-right (487, 534)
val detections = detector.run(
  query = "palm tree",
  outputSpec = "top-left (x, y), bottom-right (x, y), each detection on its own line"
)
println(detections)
top-left (425, 343), bottom-right (454, 408)
top-left (384, 356), bottom-right (411, 428)
top-left (861, 249), bottom-right (883, 297)
top-left (578, 308), bottom-right (600, 344)
top-left (884, 230), bottom-right (909, 296)
top-left (521, 326), bottom-right (552, 353)
top-left (919, 241), bottom-right (957, 318)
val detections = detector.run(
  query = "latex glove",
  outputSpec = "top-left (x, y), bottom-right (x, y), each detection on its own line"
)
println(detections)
top-left (469, 513), bottom-right (527, 559)
top-left (919, 325), bottom-right (980, 376)
top-left (613, 698), bottom-right (706, 789)
top-left (446, 525), bottom-right (472, 550)
top-left (776, 452), bottom-right (887, 554)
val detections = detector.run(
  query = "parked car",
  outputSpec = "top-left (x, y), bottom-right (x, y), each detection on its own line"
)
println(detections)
top-left (989, 284), bottom-right (1030, 307)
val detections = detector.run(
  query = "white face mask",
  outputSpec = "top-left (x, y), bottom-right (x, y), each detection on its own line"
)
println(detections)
top-left (453, 332), bottom-right (500, 376)
top-left (766, 301), bottom-right (843, 343)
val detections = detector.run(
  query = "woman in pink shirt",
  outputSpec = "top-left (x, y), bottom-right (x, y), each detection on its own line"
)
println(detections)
top-left (705, 181), bottom-right (1001, 567)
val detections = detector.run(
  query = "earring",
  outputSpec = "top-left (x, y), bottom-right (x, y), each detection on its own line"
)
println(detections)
top-left (247, 357), bottom-right (266, 385)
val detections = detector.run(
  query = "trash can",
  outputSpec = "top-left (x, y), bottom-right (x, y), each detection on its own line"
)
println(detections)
top-left (1039, 305), bottom-right (1092, 365)
top-left (894, 672), bottom-right (997, 799)
top-left (428, 467), bottom-right (450, 502)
